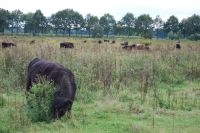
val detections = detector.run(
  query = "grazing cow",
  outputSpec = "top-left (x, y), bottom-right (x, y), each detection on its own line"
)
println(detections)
top-left (120, 42), bottom-right (128, 46)
top-left (60, 42), bottom-right (74, 48)
top-left (123, 44), bottom-right (150, 51)
top-left (134, 44), bottom-right (150, 50)
top-left (104, 39), bottom-right (109, 42)
top-left (122, 45), bottom-right (133, 50)
top-left (98, 40), bottom-right (102, 44)
top-left (83, 40), bottom-right (87, 43)
top-left (176, 43), bottom-right (181, 49)
top-left (26, 58), bottom-right (77, 119)
top-left (2, 42), bottom-right (16, 48)
top-left (111, 40), bottom-right (116, 44)
top-left (30, 40), bottom-right (35, 44)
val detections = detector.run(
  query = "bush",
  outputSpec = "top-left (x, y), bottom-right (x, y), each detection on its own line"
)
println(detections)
top-left (168, 31), bottom-right (179, 40)
top-left (0, 94), bottom-right (6, 107)
top-left (26, 80), bottom-right (56, 122)
top-left (188, 33), bottom-right (200, 41)
top-left (92, 24), bottom-right (103, 38)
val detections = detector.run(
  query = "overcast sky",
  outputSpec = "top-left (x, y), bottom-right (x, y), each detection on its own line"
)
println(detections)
top-left (1, 0), bottom-right (200, 21)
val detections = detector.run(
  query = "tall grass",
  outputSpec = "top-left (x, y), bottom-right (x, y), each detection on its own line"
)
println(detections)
top-left (0, 36), bottom-right (199, 132)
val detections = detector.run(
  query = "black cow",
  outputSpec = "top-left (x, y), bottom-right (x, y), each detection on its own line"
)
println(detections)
top-left (120, 42), bottom-right (128, 46)
top-left (60, 42), bottom-right (74, 48)
top-left (2, 42), bottom-right (16, 48)
top-left (98, 40), bottom-right (102, 44)
top-left (176, 43), bottom-right (181, 49)
top-left (104, 39), bottom-right (109, 42)
top-left (26, 58), bottom-right (77, 119)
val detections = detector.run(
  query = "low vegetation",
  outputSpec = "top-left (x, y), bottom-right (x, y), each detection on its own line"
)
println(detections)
top-left (0, 35), bottom-right (199, 133)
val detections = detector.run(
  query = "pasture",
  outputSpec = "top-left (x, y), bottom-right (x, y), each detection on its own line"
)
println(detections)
top-left (0, 35), bottom-right (200, 133)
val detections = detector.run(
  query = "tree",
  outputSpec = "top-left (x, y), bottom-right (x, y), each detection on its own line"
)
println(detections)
top-left (99, 13), bottom-right (116, 37)
top-left (113, 21), bottom-right (124, 36)
top-left (32, 10), bottom-right (47, 34)
top-left (50, 11), bottom-right (65, 35)
top-left (135, 14), bottom-right (154, 39)
top-left (92, 24), bottom-right (103, 38)
top-left (53, 9), bottom-right (80, 36)
top-left (182, 14), bottom-right (200, 36)
top-left (179, 18), bottom-right (187, 37)
top-left (121, 13), bottom-right (135, 37)
top-left (73, 11), bottom-right (84, 36)
top-left (85, 14), bottom-right (99, 37)
top-left (164, 15), bottom-right (179, 34)
top-left (9, 9), bottom-right (23, 33)
top-left (24, 12), bottom-right (34, 33)
top-left (153, 15), bottom-right (165, 38)
top-left (0, 8), bottom-right (9, 33)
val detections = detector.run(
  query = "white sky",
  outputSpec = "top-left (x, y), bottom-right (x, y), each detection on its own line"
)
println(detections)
top-left (1, 0), bottom-right (200, 21)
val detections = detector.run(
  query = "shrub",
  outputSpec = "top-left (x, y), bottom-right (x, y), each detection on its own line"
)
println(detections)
top-left (26, 79), bottom-right (56, 122)
top-left (188, 33), bottom-right (200, 41)
top-left (168, 31), bottom-right (179, 40)
top-left (0, 94), bottom-right (6, 107)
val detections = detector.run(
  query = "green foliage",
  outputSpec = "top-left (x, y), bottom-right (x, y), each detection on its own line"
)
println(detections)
top-left (92, 24), bottom-right (103, 38)
top-left (32, 10), bottom-right (47, 34)
top-left (121, 13), bottom-right (135, 37)
top-left (0, 94), bottom-right (6, 107)
top-left (167, 31), bottom-right (179, 40)
top-left (9, 9), bottom-right (24, 33)
top-left (99, 13), bottom-right (116, 37)
top-left (0, 8), bottom-right (9, 33)
top-left (135, 14), bottom-right (154, 39)
top-left (188, 33), bottom-right (200, 40)
top-left (181, 14), bottom-right (200, 37)
top-left (26, 80), bottom-right (56, 122)
top-left (164, 15), bottom-right (179, 34)
top-left (85, 14), bottom-right (99, 37)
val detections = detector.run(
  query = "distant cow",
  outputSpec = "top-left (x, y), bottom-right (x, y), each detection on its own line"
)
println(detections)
top-left (60, 42), bottom-right (74, 48)
top-left (133, 44), bottom-right (150, 50)
top-left (83, 40), bottom-right (87, 43)
top-left (121, 42), bottom-right (128, 46)
top-left (122, 45), bottom-right (133, 50)
top-left (122, 44), bottom-right (150, 51)
top-left (111, 40), bottom-right (116, 44)
top-left (26, 58), bottom-right (77, 119)
top-left (104, 39), bottom-right (109, 42)
top-left (30, 40), bottom-right (35, 44)
top-left (2, 42), bottom-right (16, 48)
top-left (98, 40), bottom-right (102, 44)
top-left (176, 43), bottom-right (181, 49)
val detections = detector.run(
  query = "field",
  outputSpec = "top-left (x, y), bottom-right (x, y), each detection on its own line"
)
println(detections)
top-left (0, 35), bottom-right (200, 133)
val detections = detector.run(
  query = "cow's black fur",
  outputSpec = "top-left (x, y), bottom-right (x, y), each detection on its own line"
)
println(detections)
top-left (26, 58), bottom-right (77, 118)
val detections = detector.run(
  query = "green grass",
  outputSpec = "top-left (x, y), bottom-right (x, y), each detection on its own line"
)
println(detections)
top-left (0, 35), bottom-right (199, 132)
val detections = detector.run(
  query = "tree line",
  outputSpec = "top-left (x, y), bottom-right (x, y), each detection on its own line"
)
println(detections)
top-left (0, 8), bottom-right (200, 40)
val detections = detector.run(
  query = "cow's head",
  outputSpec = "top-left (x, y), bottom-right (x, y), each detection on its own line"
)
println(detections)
top-left (53, 97), bottom-right (72, 119)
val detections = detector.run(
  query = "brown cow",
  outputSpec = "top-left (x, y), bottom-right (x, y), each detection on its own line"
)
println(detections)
top-left (120, 42), bottom-right (128, 46)
top-left (2, 42), bottom-right (16, 48)
top-left (30, 40), bottom-right (35, 44)
top-left (60, 42), bottom-right (74, 48)
top-left (111, 40), bottom-right (116, 44)
top-left (104, 39), bottom-right (109, 42)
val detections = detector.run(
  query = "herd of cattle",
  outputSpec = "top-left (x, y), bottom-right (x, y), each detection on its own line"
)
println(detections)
top-left (1, 38), bottom-right (182, 119)
top-left (1, 39), bottom-right (181, 50)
